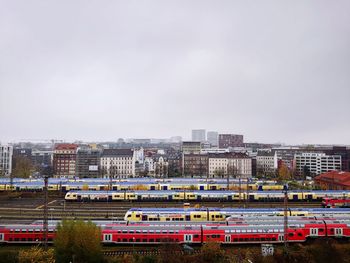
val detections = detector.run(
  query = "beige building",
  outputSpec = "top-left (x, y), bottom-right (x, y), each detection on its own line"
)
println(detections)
top-left (208, 153), bottom-right (252, 178)
top-left (100, 149), bottom-right (135, 178)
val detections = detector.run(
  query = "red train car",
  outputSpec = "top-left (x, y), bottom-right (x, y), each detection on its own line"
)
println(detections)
top-left (322, 198), bottom-right (350, 208)
top-left (0, 220), bottom-right (349, 245)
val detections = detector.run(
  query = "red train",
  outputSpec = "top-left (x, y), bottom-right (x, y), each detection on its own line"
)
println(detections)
top-left (322, 198), bottom-right (350, 208)
top-left (0, 220), bottom-right (349, 245)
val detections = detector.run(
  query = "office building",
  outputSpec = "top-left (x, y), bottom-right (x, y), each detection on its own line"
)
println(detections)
top-left (218, 134), bottom-right (244, 148)
top-left (0, 145), bottom-right (13, 176)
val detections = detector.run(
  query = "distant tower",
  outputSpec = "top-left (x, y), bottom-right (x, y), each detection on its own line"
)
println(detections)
top-left (207, 131), bottom-right (218, 147)
top-left (192, 129), bottom-right (206, 142)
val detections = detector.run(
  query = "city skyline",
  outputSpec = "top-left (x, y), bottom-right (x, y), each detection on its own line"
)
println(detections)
top-left (1, 1), bottom-right (350, 145)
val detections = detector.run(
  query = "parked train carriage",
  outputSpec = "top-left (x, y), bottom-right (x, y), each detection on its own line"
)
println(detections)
top-left (0, 225), bottom-right (56, 243)
top-left (325, 222), bottom-right (350, 238)
top-left (102, 226), bottom-right (202, 244)
top-left (135, 191), bottom-right (175, 201)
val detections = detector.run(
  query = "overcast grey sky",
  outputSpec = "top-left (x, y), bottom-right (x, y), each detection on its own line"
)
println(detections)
top-left (1, 1), bottom-right (349, 145)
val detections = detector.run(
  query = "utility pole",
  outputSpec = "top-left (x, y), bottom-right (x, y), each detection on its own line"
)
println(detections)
top-left (43, 175), bottom-right (48, 250)
top-left (283, 187), bottom-right (288, 249)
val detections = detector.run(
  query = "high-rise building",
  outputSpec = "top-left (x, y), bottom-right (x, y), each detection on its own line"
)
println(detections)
top-left (207, 131), bottom-right (218, 147)
top-left (192, 129), bottom-right (206, 142)
top-left (53, 144), bottom-right (78, 178)
top-left (0, 145), bottom-right (13, 176)
top-left (218, 134), bottom-right (244, 148)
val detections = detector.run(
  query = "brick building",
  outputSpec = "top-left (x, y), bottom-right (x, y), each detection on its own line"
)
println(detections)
top-left (53, 144), bottom-right (78, 178)
top-left (218, 134), bottom-right (244, 148)
top-left (314, 171), bottom-right (350, 190)
top-left (183, 153), bottom-right (208, 177)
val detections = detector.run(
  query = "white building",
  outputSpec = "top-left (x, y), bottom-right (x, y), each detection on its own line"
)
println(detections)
top-left (0, 145), bottom-right (13, 176)
top-left (100, 149), bottom-right (135, 178)
top-left (208, 153), bottom-right (252, 178)
top-left (256, 151), bottom-right (278, 172)
top-left (294, 152), bottom-right (342, 176)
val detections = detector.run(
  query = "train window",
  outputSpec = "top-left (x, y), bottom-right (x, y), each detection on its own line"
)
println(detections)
top-left (156, 239), bottom-right (160, 242)
top-left (142, 239), bottom-right (147, 242)
top-left (162, 230), bottom-right (167, 233)
top-left (319, 229), bottom-right (324, 232)
top-left (149, 239), bottom-right (154, 242)
top-left (272, 238), bottom-right (276, 241)
top-left (15, 229), bottom-right (20, 233)
top-left (156, 230), bottom-right (161, 233)
top-left (28, 238), bottom-right (33, 241)
top-left (122, 230), bottom-right (127, 233)
top-left (21, 229), bottom-right (27, 232)
top-left (21, 238), bottom-right (26, 241)
top-left (149, 230), bottom-right (154, 233)
top-left (166, 218), bottom-right (170, 221)
top-left (129, 230), bottom-right (134, 233)
top-left (136, 230), bottom-right (141, 233)
top-left (169, 230), bottom-right (174, 234)
top-left (142, 230), bottom-right (147, 233)
top-left (136, 215), bottom-right (140, 218)
top-left (117, 239), bottom-right (120, 242)
top-left (14, 238), bottom-right (19, 241)
top-left (9, 238), bottom-right (12, 241)
top-left (122, 239), bottom-right (127, 242)
top-left (298, 233), bottom-right (302, 237)
top-left (117, 231), bottom-right (121, 233)
top-left (194, 235), bottom-right (199, 238)
top-left (288, 233), bottom-right (294, 237)
top-left (129, 239), bottom-right (133, 242)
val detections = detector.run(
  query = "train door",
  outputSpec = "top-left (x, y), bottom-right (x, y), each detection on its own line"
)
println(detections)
top-left (103, 234), bottom-right (112, 243)
top-left (185, 215), bottom-right (191, 221)
top-left (142, 215), bottom-right (148, 221)
top-left (310, 228), bottom-right (318, 237)
top-left (168, 195), bottom-right (172, 201)
top-left (0, 233), bottom-right (4, 242)
top-left (184, 234), bottom-right (193, 243)
top-left (306, 194), bottom-right (313, 201)
top-left (293, 194), bottom-right (298, 201)
top-left (163, 186), bottom-right (168, 190)
top-left (335, 228), bottom-right (343, 237)
top-left (278, 235), bottom-right (284, 242)
top-left (199, 185), bottom-right (205, 190)
top-left (150, 186), bottom-right (156, 190)
top-left (225, 235), bottom-right (231, 243)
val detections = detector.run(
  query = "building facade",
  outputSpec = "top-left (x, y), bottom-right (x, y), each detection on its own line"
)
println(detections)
top-left (218, 134), bottom-right (244, 148)
top-left (208, 153), bottom-right (252, 178)
top-left (256, 151), bottom-right (278, 175)
top-left (0, 145), bottom-right (13, 176)
top-left (294, 152), bottom-right (342, 176)
top-left (76, 147), bottom-right (101, 178)
top-left (192, 129), bottom-right (206, 142)
top-left (182, 141), bottom-right (201, 154)
top-left (183, 153), bottom-right (208, 177)
top-left (100, 149), bottom-right (135, 178)
top-left (53, 144), bottom-right (78, 178)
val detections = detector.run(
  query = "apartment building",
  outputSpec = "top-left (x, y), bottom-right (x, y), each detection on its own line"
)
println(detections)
top-left (100, 149), bottom-right (135, 178)
top-left (208, 153), bottom-right (252, 178)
